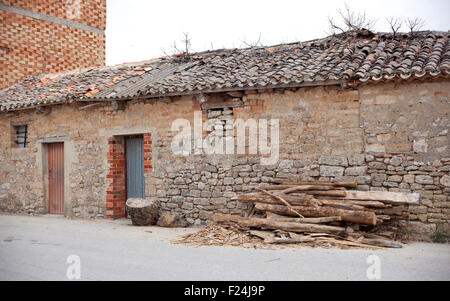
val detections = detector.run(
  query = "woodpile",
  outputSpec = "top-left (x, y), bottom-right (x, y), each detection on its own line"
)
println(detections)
top-left (175, 179), bottom-right (419, 249)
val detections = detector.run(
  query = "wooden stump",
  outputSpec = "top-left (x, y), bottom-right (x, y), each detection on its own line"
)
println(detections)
top-left (126, 198), bottom-right (160, 226)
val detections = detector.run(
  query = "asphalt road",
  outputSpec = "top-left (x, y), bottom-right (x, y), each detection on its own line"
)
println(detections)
top-left (0, 214), bottom-right (449, 281)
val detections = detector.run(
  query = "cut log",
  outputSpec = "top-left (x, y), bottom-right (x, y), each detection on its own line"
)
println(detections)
top-left (250, 230), bottom-right (315, 244)
top-left (246, 204), bottom-right (256, 217)
top-left (347, 200), bottom-right (391, 208)
top-left (344, 190), bottom-right (420, 205)
top-left (307, 233), bottom-right (333, 237)
top-left (254, 203), bottom-right (377, 226)
top-left (126, 198), bottom-right (160, 226)
top-left (359, 237), bottom-right (403, 248)
top-left (373, 231), bottom-right (396, 240)
top-left (317, 199), bottom-right (390, 209)
top-left (372, 206), bottom-right (406, 216)
top-left (214, 214), bottom-right (346, 234)
top-left (249, 230), bottom-right (275, 242)
top-left (349, 231), bottom-right (395, 241)
top-left (265, 212), bottom-right (342, 224)
top-left (301, 190), bottom-right (347, 197)
top-left (259, 189), bottom-right (304, 218)
top-left (376, 215), bottom-right (391, 221)
top-left (318, 200), bottom-right (366, 211)
top-left (238, 193), bottom-right (318, 206)
top-left (270, 178), bottom-right (358, 188)
top-left (269, 237), bottom-right (315, 244)
top-left (281, 185), bottom-right (339, 194)
top-left (315, 237), bottom-right (386, 250)
top-left (257, 185), bottom-right (301, 191)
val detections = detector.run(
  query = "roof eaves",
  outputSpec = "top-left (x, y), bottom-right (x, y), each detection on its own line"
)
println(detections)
top-left (81, 79), bottom-right (348, 103)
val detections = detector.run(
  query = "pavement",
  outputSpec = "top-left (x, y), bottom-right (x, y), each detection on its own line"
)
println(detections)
top-left (0, 213), bottom-right (449, 281)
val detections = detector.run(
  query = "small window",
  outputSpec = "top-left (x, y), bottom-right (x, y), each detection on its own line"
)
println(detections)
top-left (13, 124), bottom-right (28, 148)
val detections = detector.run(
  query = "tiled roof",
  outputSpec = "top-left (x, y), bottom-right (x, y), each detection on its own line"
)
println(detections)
top-left (0, 60), bottom-right (158, 111)
top-left (1, 30), bottom-right (449, 112)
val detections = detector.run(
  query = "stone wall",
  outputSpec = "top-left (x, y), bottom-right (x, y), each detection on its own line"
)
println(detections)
top-left (0, 80), bottom-right (448, 240)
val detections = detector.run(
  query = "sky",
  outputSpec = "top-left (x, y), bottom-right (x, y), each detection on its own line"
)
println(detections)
top-left (105, 0), bottom-right (450, 66)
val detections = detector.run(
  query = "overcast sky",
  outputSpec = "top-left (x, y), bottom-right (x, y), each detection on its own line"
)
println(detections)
top-left (106, 0), bottom-right (450, 66)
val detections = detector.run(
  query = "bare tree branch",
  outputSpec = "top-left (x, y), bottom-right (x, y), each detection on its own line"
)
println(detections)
top-left (160, 32), bottom-right (193, 59)
top-left (241, 33), bottom-right (263, 47)
top-left (405, 17), bottom-right (425, 32)
top-left (328, 16), bottom-right (346, 35)
top-left (181, 32), bottom-right (191, 55)
top-left (328, 3), bottom-right (377, 35)
top-left (386, 17), bottom-right (403, 35)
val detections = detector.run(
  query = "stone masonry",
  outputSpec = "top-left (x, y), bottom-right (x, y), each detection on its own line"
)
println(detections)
top-left (0, 80), bottom-right (448, 241)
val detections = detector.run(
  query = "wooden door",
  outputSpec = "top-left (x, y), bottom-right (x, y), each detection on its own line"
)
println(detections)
top-left (48, 143), bottom-right (64, 214)
top-left (126, 137), bottom-right (145, 199)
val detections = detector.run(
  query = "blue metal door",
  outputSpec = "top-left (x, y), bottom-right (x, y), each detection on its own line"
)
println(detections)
top-left (126, 137), bottom-right (145, 199)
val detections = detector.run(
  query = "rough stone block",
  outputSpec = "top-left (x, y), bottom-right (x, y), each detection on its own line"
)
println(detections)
top-left (389, 156), bottom-right (403, 166)
top-left (356, 175), bottom-right (372, 185)
top-left (403, 174), bottom-right (415, 184)
top-left (199, 210), bottom-right (213, 220)
top-left (371, 173), bottom-right (387, 182)
top-left (181, 202), bottom-right (194, 210)
top-left (318, 156), bottom-right (348, 167)
top-left (415, 175), bottom-right (434, 185)
top-left (440, 175), bottom-right (450, 187)
top-left (345, 166), bottom-right (367, 176)
top-left (319, 166), bottom-right (344, 177)
top-left (278, 160), bottom-right (293, 169)
top-left (348, 154), bottom-right (365, 166)
top-left (409, 205), bottom-right (427, 214)
top-left (368, 162), bottom-right (385, 170)
top-left (387, 175), bottom-right (403, 182)
top-left (223, 177), bottom-right (234, 185)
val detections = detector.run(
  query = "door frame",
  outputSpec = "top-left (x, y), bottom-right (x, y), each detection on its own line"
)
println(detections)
top-left (47, 142), bottom-right (64, 214)
top-left (124, 135), bottom-right (145, 214)
top-left (37, 138), bottom-right (73, 217)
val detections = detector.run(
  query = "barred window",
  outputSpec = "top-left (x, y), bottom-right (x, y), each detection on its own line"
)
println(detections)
top-left (13, 124), bottom-right (28, 148)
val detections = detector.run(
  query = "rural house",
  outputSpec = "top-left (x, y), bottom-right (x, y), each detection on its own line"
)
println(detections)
top-left (0, 30), bottom-right (449, 240)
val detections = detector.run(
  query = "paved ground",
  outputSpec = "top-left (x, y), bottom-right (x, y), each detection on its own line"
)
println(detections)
top-left (0, 214), bottom-right (449, 281)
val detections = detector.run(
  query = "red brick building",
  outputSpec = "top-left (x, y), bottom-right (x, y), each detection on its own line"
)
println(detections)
top-left (0, 0), bottom-right (106, 89)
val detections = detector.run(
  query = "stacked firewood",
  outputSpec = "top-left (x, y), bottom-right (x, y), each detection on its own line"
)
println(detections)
top-left (210, 179), bottom-right (420, 249)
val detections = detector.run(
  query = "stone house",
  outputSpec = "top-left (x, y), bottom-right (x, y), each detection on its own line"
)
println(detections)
top-left (0, 30), bottom-right (449, 240)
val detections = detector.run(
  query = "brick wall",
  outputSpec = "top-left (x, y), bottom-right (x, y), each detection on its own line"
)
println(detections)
top-left (0, 0), bottom-right (106, 89)
top-left (2, 0), bottom-right (107, 29)
top-left (143, 133), bottom-right (152, 174)
top-left (106, 136), bottom-right (126, 219)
